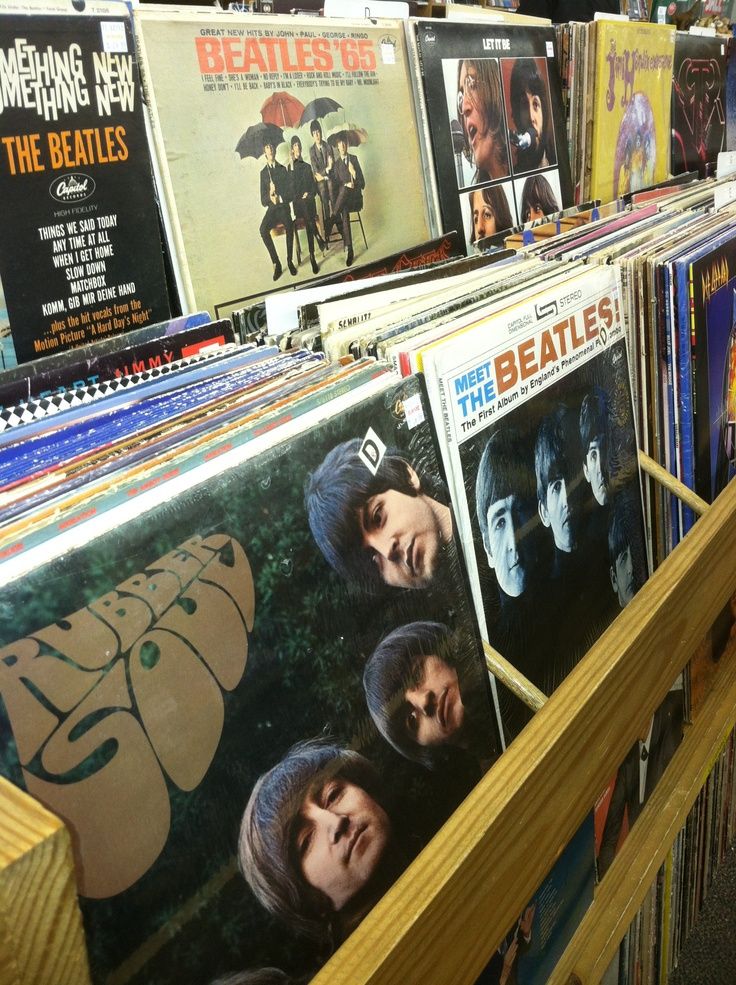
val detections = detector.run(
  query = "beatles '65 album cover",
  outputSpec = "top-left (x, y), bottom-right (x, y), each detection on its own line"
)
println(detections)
top-left (0, 1), bottom-right (170, 369)
top-left (134, 9), bottom-right (433, 320)
top-left (0, 375), bottom-right (502, 984)
top-left (411, 20), bottom-right (574, 256)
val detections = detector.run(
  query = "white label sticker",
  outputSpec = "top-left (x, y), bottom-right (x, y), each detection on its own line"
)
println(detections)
top-left (101, 21), bottom-right (128, 54)
top-left (359, 427), bottom-right (387, 475)
top-left (717, 152), bottom-right (736, 179)
top-left (714, 180), bottom-right (736, 210)
top-left (381, 42), bottom-right (395, 65)
top-left (403, 393), bottom-right (425, 430)
top-left (546, 40), bottom-right (554, 58)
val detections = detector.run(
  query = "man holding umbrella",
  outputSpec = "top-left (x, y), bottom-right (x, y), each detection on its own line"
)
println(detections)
top-left (329, 133), bottom-right (365, 268)
top-left (259, 139), bottom-right (296, 281)
top-left (308, 120), bottom-right (335, 240)
top-left (289, 135), bottom-right (324, 276)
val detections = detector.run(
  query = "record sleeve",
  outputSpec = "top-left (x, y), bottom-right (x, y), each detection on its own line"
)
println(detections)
top-left (134, 9), bottom-right (433, 318)
top-left (0, 1), bottom-right (170, 368)
top-left (688, 226), bottom-right (736, 502)
top-left (671, 32), bottom-right (728, 179)
top-left (411, 19), bottom-right (573, 254)
top-left (0, 374), bottom-right (501, 984)
top-left (589, 21), bottom-right (676, 203)
top-left (423, 265), bottom-right (648, 739)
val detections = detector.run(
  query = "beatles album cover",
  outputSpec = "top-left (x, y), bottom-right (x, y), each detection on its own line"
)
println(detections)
top-left (134, 9), bottom-right (432, 320)
top-left (0, 1), bottom-right (170, 369)
top-left (0, 374), bottom-right (502, 984)
top-left (671, 32), bottom-right (727, 178)
top-left (423, 265), bottom-right (648, 740)
top-left (590, 21), bottom-right (676, 203)
top-left (411, 20), bottom-right (573, 255)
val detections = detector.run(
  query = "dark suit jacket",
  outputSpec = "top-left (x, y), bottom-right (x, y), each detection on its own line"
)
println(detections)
top-left (333, 152), bottom-right (365, 211)
top-left (260, 161), bottom-right (290, 209)
top-left (598, 689), bottom-right (684, 876)
top-left (309, 140), bottom-right (333, 180)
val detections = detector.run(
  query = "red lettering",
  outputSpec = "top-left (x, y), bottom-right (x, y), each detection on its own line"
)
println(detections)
top-left (195, 37), bottom-right (224, 73)
top-left (494, 350), bottom-right (517, 394)
top-left (518, 337), bottom-right (538, 380)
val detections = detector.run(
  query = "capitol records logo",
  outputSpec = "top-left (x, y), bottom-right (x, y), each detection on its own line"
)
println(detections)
top-left (534, 299), bottom-right (558, 320)
top-left (50, 173), bottom-right (95, 203)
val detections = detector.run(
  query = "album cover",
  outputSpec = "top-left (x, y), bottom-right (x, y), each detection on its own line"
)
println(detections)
top-left (0, 374), bottom-right (501, 984)
top-left (589, 21), bottom-right (676, 203)
top-left (411, 19), bottom-right (573, 255)
top-left (135, 9), bottom-right (432, 319)
top-left (0, 1), bottom-right (170, 368)
top-left (671, 32), bottom-right (727, 178)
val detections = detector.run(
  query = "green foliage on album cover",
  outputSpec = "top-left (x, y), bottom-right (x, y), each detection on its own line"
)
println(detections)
top-left (0, 378), bottom-right (488, 984)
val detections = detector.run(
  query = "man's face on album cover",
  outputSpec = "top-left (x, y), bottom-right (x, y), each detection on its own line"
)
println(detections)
top-left (611, 543), bottom-right (635, 608)
top-left (264, 143), bottom-right (275, 164)
top-left (583, 437), bottom-right (609, 506)
top-left (358, 468), bottom-right (451, 590)
top-left (539, 472), bottom-right (579, 553)
top-left (484, 493), bottom-right (532, 598)
top-left (403, 654), bottom-right (465, 747)
top-left (295, 777), bottom-right (391, 911)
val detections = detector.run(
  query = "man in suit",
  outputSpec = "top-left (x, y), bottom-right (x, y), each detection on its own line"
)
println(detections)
top-left (289, 135), bottom-right (324, 276)
top-left (328, 134), bottom-right (365, 268)
top-left (309, 120), bottom-right (334, 241)
top-left (259, 140), bottom-right (296, 281)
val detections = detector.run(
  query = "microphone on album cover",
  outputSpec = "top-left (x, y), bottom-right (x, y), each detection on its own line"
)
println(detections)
top-left (509, 126), bottom-right (538, 152)
top-left (450, 118), bottom-right (466, 185)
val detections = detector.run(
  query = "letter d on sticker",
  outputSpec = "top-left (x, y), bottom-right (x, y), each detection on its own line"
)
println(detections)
top-left (359, 427), bottom-right (386, 475)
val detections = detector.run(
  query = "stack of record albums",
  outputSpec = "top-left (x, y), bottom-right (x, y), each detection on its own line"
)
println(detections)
top-left (0, 1), bottom-right (734, 983)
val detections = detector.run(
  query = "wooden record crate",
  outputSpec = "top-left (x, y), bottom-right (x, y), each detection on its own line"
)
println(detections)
top-left (2, 461), bottom-right (736, 985)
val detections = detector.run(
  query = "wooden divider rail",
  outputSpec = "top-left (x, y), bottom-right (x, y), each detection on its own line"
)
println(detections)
top-left (1, 463), bottom-right (735, 985)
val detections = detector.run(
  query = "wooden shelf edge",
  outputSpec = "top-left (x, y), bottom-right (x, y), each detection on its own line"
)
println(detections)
top-left (0, 778), bottom-right (91, 985)
top-left (547, 637), bottom-right (736, 985)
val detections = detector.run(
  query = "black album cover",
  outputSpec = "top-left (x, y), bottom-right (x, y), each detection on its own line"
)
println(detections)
top-left (0, 1), bottom-right (170, 368)
top-left (412, 20), bottom-right (574, 255)
top-left (671, 32), bottom-right (728, 179)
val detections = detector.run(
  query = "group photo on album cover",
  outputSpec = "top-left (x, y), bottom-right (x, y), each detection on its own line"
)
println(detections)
top-left (459, 340), bottom-right (648, 738)
top-left (441, 51), bottom-right (565, 250)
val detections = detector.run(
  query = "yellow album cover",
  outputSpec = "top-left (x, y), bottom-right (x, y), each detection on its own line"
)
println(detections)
top-left (590, 21), bottom-right (676, 204)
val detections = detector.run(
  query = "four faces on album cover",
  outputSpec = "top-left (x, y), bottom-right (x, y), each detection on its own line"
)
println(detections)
top-left (442, 55), bottom-right (564, 249)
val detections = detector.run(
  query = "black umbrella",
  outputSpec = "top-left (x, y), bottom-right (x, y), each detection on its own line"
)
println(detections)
top-left (235, 122), bottom-right (284, 160)
top-left (327, 126), bottom-right (368, 149)
top-left (299, 97), bottom-right (342, 128)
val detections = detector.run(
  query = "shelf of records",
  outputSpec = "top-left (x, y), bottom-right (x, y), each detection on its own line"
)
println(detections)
top-left (3, 3), bottom-right (736, 985)
top-left (2, 474), bottom-right (736, 985)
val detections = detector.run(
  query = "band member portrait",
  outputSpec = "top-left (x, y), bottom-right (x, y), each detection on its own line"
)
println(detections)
top-left (519, 173), bottom-right (560, 224)
top-left (239, 739), bottom-right (407, 953)
top-left (476, 427), bottom-right (540, 600)
top-left (327, 134), bottom-right (365, 268)
top-left (259, 139), bottom-right (296, 281)
top-left (508, 59), bottom-right (556, 172)
top-left (535, 404), bottom-right (585, 561)
top-left (305, 439), bottom-right (453, 592)
top-left (363, 621), bottom-right (494, 771)
top-left (309, 120), bottom-right (334, 240)
top-left (608, 495), bottom-right (640, 609)
top-left (579, 387), bottom-right (610, 508)
top-left (469, 186), bottom-right (514, 244)
top-left (289, 135), bottom-right (325, 276)
top-left (457, 58), bottom-right (510, 183)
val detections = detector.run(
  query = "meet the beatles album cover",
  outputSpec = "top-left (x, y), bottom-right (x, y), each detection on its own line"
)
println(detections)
top-left (424, 265), bottom-right (648, 739)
